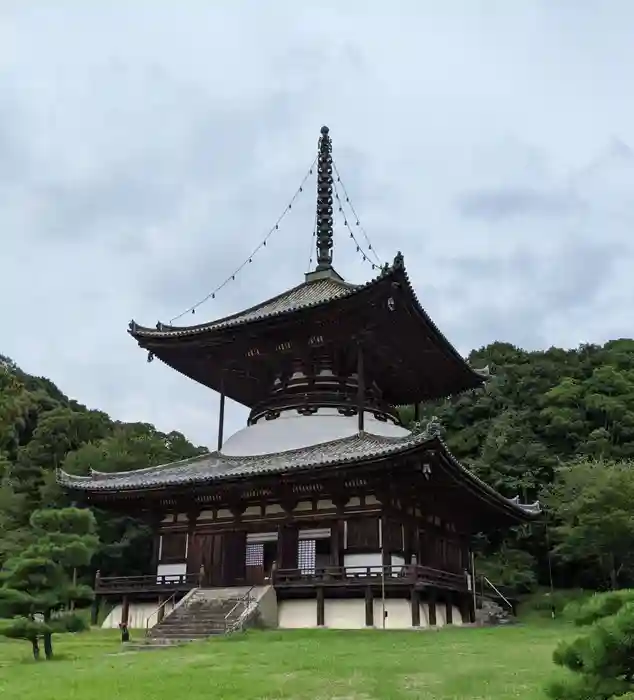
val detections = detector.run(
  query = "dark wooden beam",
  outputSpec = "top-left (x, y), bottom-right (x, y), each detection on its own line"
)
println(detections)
top-left (316, 587), bottom-right (325, 627)
top-left (428, 590), bottom-right (437, 627)
top-left (445, 592), bottom-right (453, 625)
top-left (121, 595), bottom-right (130, 626)
top-left (365, 587), bottom-right (374, 627)
top-left (411, 587), bottom-right (421, 627)
top-left (357, 341), bottom-right (365, 432)
top-left (217, 374), bottom-right (226, 451)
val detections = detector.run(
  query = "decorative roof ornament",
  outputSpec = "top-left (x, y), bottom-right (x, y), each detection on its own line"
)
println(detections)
top-left (315, 126), bottom-right (334, 271)
top-left (425, 416), bottom-right (443, 438)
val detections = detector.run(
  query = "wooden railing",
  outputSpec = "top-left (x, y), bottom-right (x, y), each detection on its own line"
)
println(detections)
top-left (95, 572), bottom-right (201, 594)
top-left (273, 564), bottom-right (468, 591)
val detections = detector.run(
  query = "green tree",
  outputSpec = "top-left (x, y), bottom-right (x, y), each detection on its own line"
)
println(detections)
top-left (547, 459), bottom-right (634, 590)
top-left (548, 590), bottom-right (634, 700)
top-left (0, 507), bottom-right (99, 660)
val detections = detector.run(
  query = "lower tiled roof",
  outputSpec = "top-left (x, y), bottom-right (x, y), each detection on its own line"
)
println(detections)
top-left (56, 421), bottom-right (540, 519)
top-left (58, 430), bottom-right (429, 491)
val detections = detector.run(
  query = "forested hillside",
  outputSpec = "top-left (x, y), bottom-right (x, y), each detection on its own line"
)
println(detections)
top-left (2, 339), bottom-right (634, 593)
top-left (0, 354), bottom-right (206, 580)
top-left (401, 338), bottom-right (634, 592)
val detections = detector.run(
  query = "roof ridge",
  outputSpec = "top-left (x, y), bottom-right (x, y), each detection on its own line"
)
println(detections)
top-left (88, 451), bottom-right (213, 479)
top-left (129, 256), bottom-right (397, 337)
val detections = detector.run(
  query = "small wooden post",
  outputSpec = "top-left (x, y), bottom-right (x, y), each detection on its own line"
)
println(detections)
top-left (217, 375), bottom-right (226, 451)
top-left (411, 588), bottom-right (421, 627)
top-left (316, 587), bottom-right (325, 627)
top-left (91, 596), bottom-right (101, 626)
top-left (121, 595), bottom-right (130, 627)
top-left (356, 342), bottom-right (365, 432)
top-left (413, 402), bottom-right (420, 422)
top-left (445, 593), bottom-right (453, 625)
top-left (365, 587), bottom-right (374, 627)
top-left (157, 596), bottom-right (166, 624)
top-left (428, 590), bottom-right (437, 627)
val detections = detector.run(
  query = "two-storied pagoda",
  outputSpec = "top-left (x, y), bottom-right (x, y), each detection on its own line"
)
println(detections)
top-left (59, 126), bottom-right (538, 630)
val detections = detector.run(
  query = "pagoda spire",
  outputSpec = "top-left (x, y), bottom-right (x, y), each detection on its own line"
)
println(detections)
top-left (315, 125), bottom-right (334, 271)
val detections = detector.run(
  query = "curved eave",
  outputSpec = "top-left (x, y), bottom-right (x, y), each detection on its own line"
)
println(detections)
top-left (128, 254), bottom-right (486, 403)
top-left (56, 432), bottom-right (538, 523)
top-left (128, 273), bottom-right (361, 339)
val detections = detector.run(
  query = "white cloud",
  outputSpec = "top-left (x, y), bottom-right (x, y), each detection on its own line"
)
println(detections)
top-left (1, 1), bottom-right (633, 446)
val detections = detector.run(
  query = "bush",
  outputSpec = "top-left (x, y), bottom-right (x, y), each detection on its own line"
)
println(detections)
top-left (565, 590), bottom-right (634, 627)
top-left (547, 591), bottom-right (634, 700)
top-left (521, 589), bottom-right (591, 618)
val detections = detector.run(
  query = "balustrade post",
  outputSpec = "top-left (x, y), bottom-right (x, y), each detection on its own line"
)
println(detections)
top-left (411, 587), bottom-right (421, 627)
top-left (428, 590), bottom-right (437, 627)
top-left (445, 592), bottom-right (454, 625)
top-left (365, 587), bottom-right (374, 627)
top-left (157, 596), bottom-right (166, 624)
top-left (316, 586), bottom-right (325, 627)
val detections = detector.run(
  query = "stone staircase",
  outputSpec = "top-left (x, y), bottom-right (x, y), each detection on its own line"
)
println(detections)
top-left (135, 587), bottom-right (258, 648)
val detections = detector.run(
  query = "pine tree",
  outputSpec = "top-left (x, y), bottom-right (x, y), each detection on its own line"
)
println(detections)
top-left (0, 507), bottom-right (99, 660)
top-left (548, 590), bottom-right (634, 700)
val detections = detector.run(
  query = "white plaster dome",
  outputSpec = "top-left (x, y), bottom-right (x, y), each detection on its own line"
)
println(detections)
top-left (220, 408), bottom-right (410, 458)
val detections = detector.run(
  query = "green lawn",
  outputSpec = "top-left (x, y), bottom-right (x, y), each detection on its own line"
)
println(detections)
top-left (0, 623), bottom-right (574, 700)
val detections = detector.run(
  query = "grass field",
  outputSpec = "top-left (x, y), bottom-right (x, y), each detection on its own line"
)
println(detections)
top-left (0, 623), bottom-right (574, 700)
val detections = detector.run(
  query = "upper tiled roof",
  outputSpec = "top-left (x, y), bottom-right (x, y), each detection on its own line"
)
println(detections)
top-left (130, 273), bottom-right (358, 339)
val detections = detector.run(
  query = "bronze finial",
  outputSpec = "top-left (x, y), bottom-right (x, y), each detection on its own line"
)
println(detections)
top-left (315, 126), bottom-right (334, 271)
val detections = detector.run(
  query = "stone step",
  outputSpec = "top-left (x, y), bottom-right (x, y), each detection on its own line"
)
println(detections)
top-left (149, 627), bottom-right (228, 637)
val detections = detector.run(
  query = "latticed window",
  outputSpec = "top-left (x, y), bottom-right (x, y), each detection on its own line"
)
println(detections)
top-left (298, 539), bottom-right (316, 574)
top-left (246, 543), bottom-right (264, 567)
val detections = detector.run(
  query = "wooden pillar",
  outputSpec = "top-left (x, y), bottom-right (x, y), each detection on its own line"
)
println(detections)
top-left (151, 532), bottom-right (161, 571)
top-left (380, 516), bottom-right (390, 566)
top-left (428, 590), bottom-right (437, 627)
top-left (365, 587), bottom-right (374, 627)
top-left (413, 402), bottom-right (420, 422)
top-left (330, 520), bottom-right (342, 567)
top-left (356, 342), bottom-right (365, 432)
top-left (459, 593), bottom-right (474, 624)
top-left (90, 596), bottom-right (101, 626)
top-left (121, 596), bottom-right (130, 626)
top-left (411, 588), bottom-right (420, 627)
top-left (157, 596), bottom-right (166, 624)
top-left (469, 593), bottom-right (476, 623)
top-left (316, 587), bottom-right (325, 627)
top-left (445, 593), bottom-right (453, 625)
top-left (217, 375), bottom-right (226, 451)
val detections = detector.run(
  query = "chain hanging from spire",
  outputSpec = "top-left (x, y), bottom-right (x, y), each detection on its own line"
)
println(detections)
top-left (315, 125), bottom-right (334, 271)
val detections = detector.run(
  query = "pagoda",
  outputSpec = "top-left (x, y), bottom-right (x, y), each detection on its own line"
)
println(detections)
top-left (59, 126), bottom-right (539, 631)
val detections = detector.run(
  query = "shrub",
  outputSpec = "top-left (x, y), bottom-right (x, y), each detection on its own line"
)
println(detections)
top-left (547, 591), bottom-right (634, 700)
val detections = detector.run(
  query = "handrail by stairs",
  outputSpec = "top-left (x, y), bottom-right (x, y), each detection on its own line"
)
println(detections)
top-left (482, 576), bottom-right (514, 611)
top-left (145, 591), bottom-right (178, 637)
top-left (223, 586), bottom-right (256, 633)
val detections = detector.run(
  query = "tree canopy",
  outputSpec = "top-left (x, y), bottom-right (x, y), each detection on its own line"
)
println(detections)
top-left (0, 354), bottom-right (207, 579)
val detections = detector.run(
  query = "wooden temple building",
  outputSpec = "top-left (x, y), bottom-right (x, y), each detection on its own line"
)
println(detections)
top-left (59, 126), bottom-right (539, 631)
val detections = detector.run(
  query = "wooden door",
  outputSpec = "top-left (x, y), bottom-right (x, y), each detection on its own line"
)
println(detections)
top-left (278, 524), bottom-right (299, 570)
top-left (187, 533), bottom-right (224, 587)
top-left (222, 530), bottom-right (247, 586)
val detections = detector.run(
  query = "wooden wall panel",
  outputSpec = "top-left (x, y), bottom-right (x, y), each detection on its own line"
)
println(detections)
top-left (346, 517), bottom-right (380, 552)
top-left (187, 533), bottom-right (225, 586)
top-left (222, 530), bottom-right (247, 585)
top-left (278, 524), bottom-right (299, 569)
top-left (161, 533), bottom-right (187, 562)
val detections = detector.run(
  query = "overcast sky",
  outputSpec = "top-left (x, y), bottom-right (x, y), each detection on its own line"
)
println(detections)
top-left (2, 2), bottom-right (633, 448)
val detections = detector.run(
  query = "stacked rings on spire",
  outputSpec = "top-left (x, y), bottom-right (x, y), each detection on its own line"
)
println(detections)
top-left (316, 125), bottom-right (334, 271)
